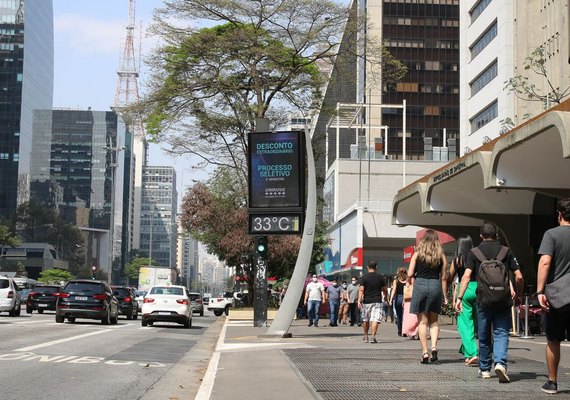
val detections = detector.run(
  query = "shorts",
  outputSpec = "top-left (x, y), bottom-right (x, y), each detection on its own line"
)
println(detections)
top-left (362, 302), bottom-right (383, 323)
top-left (543, 307), bottom-right (570, 342)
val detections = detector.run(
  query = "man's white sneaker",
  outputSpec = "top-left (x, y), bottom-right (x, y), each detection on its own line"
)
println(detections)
top-left (494, 364), bottom-right (510, 383)
top-left (478, 369), bottom-right (491, 379)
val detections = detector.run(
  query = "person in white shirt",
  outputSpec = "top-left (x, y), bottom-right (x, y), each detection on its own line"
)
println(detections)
top-left (304, 274), bottom-right (325, 327)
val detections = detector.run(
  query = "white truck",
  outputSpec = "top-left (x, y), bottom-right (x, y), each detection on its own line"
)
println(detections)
top-left (207, 293), bottom-right (233, 316)
top-left (138, 267), bottom-right (174, 292)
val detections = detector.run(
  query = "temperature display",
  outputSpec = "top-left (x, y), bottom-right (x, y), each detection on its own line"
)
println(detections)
top-left (249, 214), bottom-right (302, 234)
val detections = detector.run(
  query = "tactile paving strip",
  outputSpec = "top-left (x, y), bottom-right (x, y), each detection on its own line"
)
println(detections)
top-left (283, 348), bottom-right (569, 399)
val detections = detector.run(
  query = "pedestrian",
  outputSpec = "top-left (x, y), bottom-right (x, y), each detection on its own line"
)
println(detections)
top-left (327, 278), bottom-right (342, 326)
top-left (357, 260), bottom-right (388, 343)
top-left (448, 235), bottom-right (479, 366)
top-left (389, 267), bottom-right (407, 336)
top-left (304, 274), bottom-right (325, 327)
top-left (383, 278), bottom-right (395, 323)
top-left (536, 198), bottom-right (570, 394)
top-left (338, 281), bottom-right (349, 325)
top-left (402, 281), bottom-right (418, 339)
top-left (347, 276), bottom-right (361, 326)
top-left (407, 229), bottom-right (448, 364)
top-left (456, 222), bottom-right (524, 383)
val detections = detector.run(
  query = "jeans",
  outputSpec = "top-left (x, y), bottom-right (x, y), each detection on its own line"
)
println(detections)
top-left (349, 303), bottom-right (361, 324)
top-left (477, 305), bottom-right (511, 371)
top-left (307, 300), bottom-right (321, 324)
top-left (394, 295), bottom-right (404, 335)
top-left (329, 301), bottom-right (340, 325)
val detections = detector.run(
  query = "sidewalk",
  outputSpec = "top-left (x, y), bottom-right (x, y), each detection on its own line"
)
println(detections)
top-left (198, 315), bottom-right (570, 399)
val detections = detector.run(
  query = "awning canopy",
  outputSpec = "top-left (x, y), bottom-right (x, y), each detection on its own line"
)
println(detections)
top-left (392, 101), bottom-right (570, 229)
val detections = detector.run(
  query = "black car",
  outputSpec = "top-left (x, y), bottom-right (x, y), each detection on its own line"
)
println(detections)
top-left (26, 285), bottom-right (62, 314)
top-left (112, 286), bottom-right (138, 320)
top-left (56, 280), bottom-right (119, 325)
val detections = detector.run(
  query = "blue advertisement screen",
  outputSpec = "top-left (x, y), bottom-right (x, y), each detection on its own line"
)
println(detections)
top-left (248, 131), bottom-right (303, 208)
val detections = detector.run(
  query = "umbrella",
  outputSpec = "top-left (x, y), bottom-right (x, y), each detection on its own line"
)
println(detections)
top-left (304, 275), bottom-right (332, 287)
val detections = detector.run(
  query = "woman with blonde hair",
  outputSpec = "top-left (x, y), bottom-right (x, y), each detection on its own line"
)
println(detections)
top-left (407, 229), bottom-right (448, 364)
top-left (389, 267), bottom-right (407, 336)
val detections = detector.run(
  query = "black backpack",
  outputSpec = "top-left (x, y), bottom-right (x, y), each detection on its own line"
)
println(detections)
top-left (471, 246), bottom-right (511, 307)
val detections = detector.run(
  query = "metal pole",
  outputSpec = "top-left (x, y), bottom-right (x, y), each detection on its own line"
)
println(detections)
top-left (402, 99), bottom-right (406, 187)
top-left (266, 127), bottom-right (317, 337)
top-left (520, 295), bottom-right (534, 339)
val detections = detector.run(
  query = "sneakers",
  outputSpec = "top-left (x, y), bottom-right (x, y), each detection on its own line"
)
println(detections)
top-left (494, 364), bottom-right (510, 383)
top-left (370, 337), bottom-right (377, 343)
top-left (308, 321), bottom-right (313, 327)
top-left (362, 336), bottom-right (369, 343)
top-left (478, 369), bottom-right (491, 379)
top-left (541, 380), bottom-right (558, 394)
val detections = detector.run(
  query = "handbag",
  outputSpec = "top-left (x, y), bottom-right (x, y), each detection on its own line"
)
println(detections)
top-left (403, 284), bottom-right (413, 301)
top-left (545, 272), bottom-right (570, 311)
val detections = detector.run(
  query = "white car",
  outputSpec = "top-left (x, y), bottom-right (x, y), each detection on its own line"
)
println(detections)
top-left (141, 285), bottom-right (192, 328)
top-left (134, 290), bottom-right (147, 312)
top-left (0, 277), bottom-right (21, 317)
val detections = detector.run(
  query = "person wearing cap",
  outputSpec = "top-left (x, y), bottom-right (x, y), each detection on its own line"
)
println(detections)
top-left (304, 274), bottom-right (325, 327)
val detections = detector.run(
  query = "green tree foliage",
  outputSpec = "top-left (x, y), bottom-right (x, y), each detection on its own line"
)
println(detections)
top-left (0, 223), bottom-right (19, 247)
top-left (38, 269), bottom-right (74, 285)
top-left (504, 46), bottom-right (570, 106)
top-left (124, 257), bottom-right (156, 284)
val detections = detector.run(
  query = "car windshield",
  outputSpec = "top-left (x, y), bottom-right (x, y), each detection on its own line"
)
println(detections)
top-left (65, 282), bottom-right (103, 293)
top-left (113, 287), bottom-right (130, 296)
top-left (135, 291), bottom-right (146, 297)
top-left (0, 279), bottom-right (9, 289)
top-left (35, 286), bottom-right (59, 293)
top-left (150, 287), bottom-right (183, 296)
top-left (188, 294), bottom-right (200, 301)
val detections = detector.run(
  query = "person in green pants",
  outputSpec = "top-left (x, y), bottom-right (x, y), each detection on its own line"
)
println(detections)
top-left (448, 235), bottom-right (478, 366)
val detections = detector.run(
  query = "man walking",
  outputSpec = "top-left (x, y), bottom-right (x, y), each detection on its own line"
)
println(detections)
top-left (327, 278), bottom-right (342, 326)
top-left (536, 198), bottom-right (570, 394)
top-left (358, 260), bottom-right (388, 343)
top-left (347, 277), bottom-right (361, 326)
top-left (304, 274), bottom-right (325, 327)
top-left (456, 222), bottom-right (524, 383)
top-left (338, 281), bottom-right (349, 325)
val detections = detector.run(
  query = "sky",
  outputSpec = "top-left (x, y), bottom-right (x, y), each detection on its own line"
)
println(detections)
top-left (52, 0), bottom-right (202, 208)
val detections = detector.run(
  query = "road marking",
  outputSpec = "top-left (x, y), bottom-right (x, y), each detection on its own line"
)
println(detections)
top-left (0, 352), bottom-right (167, 368)
top-left (13, 320), bottom-right (50, 324)
top-left (196, 317), bottom-right (228, 400)
top-left (15, 329), bottom-right (113, 352)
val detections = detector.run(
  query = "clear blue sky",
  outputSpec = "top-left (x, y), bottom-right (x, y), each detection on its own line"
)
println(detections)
top-left (53, 0), bottom-right (202, 207)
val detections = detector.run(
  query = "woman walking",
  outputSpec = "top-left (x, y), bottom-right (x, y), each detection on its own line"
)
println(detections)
top-left (448, 235), bottom-right (478, 366)
top-left (389, 268), bottom-right (407, 336)
top-left (407, 229), bottom-right (448, 364)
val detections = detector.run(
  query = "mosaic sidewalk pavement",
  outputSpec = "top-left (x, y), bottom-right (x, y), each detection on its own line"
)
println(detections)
top-left (283, 348), bottom-right (570, 400)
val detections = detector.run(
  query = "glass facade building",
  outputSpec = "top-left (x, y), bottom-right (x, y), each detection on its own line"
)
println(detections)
top-left (0, 0), bottom-right (54, 218)
top-left (30, 109), bottom-right (130, 275)
top-left (141, 166), bottom-right (177, 269)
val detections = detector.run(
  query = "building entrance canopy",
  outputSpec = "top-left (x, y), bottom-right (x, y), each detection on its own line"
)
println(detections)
top-left (392, 101), bottom-right (570, 238)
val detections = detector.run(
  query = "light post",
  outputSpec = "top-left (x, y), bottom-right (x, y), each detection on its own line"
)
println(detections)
top-left (148, 197), bottom-right (156, 269)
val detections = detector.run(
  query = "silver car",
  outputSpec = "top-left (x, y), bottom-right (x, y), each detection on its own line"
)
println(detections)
top-left (188, 292), bottom-right (204, 316)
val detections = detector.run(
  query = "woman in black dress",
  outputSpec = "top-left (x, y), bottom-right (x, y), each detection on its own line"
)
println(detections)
top-left (389, 267), bottom-right (407, 336)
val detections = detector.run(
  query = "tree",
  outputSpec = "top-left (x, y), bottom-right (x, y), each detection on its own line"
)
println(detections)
top-left (135, 0), bottom-right (406, 178)
top-left (38, 269), bottom-right (74, 285)
top-left (13, 198), bottom-right (57, 242)
top-left (504, 46), bottom-right (570, 107)
top-left (0, 223), bottom-right (19, 247)
top-left (124, 257), bottom-right (156, 285)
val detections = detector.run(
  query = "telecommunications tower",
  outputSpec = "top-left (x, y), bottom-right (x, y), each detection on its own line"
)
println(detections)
top-left (114, 0), bottom-right (148, 254)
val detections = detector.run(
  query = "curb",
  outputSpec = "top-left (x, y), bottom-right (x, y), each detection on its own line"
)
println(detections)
top-left (140, 316), bottom-right (225, 400)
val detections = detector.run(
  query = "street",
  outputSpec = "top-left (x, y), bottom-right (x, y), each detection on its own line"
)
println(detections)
top-left (0, 310), bottom-right (217, 400)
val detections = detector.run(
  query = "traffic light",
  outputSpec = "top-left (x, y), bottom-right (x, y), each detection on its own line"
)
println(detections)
top-left (256, 236), bottom-right (268, 257)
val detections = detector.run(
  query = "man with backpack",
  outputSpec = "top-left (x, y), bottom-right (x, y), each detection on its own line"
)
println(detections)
top-left (455, 222), bottom-right (524, 383)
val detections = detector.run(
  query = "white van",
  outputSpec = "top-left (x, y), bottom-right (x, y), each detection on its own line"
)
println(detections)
top-left (0, 277), bottom-right (21, 316)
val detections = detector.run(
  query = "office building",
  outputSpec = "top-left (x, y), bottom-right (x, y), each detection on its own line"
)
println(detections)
top-left (0, 0), bottom-right (53, 218)
top-left (177, 217), bottom-right (200, 289)
top-left (140, 166), bottom-right (177, 269)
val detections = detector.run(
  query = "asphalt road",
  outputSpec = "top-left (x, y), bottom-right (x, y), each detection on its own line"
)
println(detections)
top-left (0, 308), bottom-right (217, 400)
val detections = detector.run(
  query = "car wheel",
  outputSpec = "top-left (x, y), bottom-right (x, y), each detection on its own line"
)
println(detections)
top-left (214, 310), bottom-right (223, 316)
top-left (26, 307), bottom-right (32, 314)
top-left (37, 309), bottom-right (44, 314)
top-left (141, 318), bottom-right (147, 327)
top-left (8, 305), bottom-right (16, 317)
top-left (101, 309), bottom-right (111, 325)
top-left (224, 306), bottom-right (230, 316)
top-left (148, 321), bottom-right (153, 326)
top-left (68, 317), bottom-right (76, 323)
top-left (183, 317), bottom-right (191, 328)
top-left (15, 306), bottom-right (20, 317)
top-left (55, 315), bottom-right (65, 323)
top-left (126, 311), bottom-right (133, 320)
top-left (200, 309), bottom-right (204, 317)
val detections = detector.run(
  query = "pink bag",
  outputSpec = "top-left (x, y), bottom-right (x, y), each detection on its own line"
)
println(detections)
top-left (402, 301), bottom-right (418, 337)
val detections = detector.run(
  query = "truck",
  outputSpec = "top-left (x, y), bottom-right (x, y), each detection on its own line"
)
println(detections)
top-left (138, 267), bottom-right (174, 292)
top-left (207, 293), bottom-right (234, 316)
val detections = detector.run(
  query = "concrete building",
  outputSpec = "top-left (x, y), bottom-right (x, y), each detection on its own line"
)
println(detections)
top-left (140, 166), bottom-right (177, 269)
top-left (312, 0), bottom-right (457, 278)
top-left (0, 0), bottom-right (53, 218)
top-left (30, 109), bottom-right (130, 279)
top-left (176, 218), bottom-right (199, 290)
top-left (0, 243), bottom-right (68, 280)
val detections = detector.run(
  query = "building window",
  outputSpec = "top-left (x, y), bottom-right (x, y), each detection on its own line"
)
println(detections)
top-left (0, 153), bottom-right (8, 160)
top-left (396, 82), bottom-right (418, 92)
top-left (470, 21), bottom-right (497, 60)
top-left (470, 59), bottom-right (498, 96)
top-left (470, 0), bottom-right (492, 23)
top-left (470, 100), bottom-right (498, 133)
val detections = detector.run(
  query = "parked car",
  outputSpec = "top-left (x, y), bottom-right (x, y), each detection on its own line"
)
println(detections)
top-left (26, 285), bottom-right (62, 314)
top-left (0, 277), bottom-right (21, 316)
top-left (188, 292), bottom-right (204, 316)
top-left (134, 290), bottom-right (146, 312)
top-left (112, 286), bottom-right (138, 320)
top-left (56, 280), bottom-right (119, 325)
top-left (141, 285), bottom-right (192, 328)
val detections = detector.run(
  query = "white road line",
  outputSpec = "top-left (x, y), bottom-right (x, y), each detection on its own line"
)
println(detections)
top-left (12, 320), bottom-right (49, 324)
top-left (15, 329), bottom-right (113, 352)
top-left (195, 317), bottom-right (228, 400)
